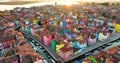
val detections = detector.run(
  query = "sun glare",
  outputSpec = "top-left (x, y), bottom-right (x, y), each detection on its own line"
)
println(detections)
top-left (64, 0), bottom-right (73, 6)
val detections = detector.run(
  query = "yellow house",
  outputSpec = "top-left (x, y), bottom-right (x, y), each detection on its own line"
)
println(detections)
top-left (114, 21), bottom-right (120, 32)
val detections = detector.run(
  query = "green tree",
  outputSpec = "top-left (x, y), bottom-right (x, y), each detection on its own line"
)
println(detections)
top-left (87, 3), bottom-right (89, 5)
top-left (118, 3), bottom-right (119, 5)
top-left (92, 2), bottom-right (95, 5)
top-left (112, 3), bottom-right (114, 5)
top-left (101, 2), bottom-right (109, 6)
top-left (105, 2), bottom-right (109, 6)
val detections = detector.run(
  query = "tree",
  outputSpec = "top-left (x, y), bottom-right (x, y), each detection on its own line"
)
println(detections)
top-left (118, 3), bottom-right (119, 5)
top-left (105, 2), bottom-right (109, 6)
top-left (87, 3), bottom-right (89, 5)
top-left (112, 16), bottom-right (117, 20)
top-left (112, 3), bottom-right (114, 5)
top-left (102, 12), bottom-right (106, 17)
top-left (92, 2), bottom-right (95, 5)
top-left (101, 2), bottom-right (109, 6)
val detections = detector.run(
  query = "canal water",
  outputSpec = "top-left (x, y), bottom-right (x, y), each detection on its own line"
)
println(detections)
top-left (0, 0), bottom-right (120, 62)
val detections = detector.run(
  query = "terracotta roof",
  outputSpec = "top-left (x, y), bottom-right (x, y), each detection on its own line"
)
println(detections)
top-left (107, 46), bottom-right (120, 54)
top-left (5, 54), bottom-right (19, 63)
top-left (19, 54), bottom-right (33, 63)
top-left (0, 58), bottom-right (5, 63)
top-left (60, 45), bottom-right (73, 53)
top-left (17, 43), bottom-right (34, 55)
top-left (0, 35), bottom-right (16, 42)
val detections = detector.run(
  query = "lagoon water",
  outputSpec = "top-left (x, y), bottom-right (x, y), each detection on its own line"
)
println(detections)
top-left (0, 0), bottom-right (119, 11)
top-left (0, 0), bottom-right (11, 2)
top-left (0, 0), bottom-right (78, 11)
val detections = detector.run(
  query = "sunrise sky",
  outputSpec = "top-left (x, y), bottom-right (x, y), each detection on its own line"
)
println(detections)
top-left (77, 0), bottom-right (120, 2)
top-left (0, 0), bottom-right (120, 2)
top-left (61, 0), bottom-right (120, 2)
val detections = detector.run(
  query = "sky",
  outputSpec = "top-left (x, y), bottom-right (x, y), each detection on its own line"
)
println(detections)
top-left (77, 0), bottom-right (120, 2)
top-left (60, 0), bottom-right (120, 2)
top-left (0, 0), bottom-right (120, 2)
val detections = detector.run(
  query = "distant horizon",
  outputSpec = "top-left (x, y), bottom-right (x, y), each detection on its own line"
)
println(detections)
top-left (77, 0), bottom-right (120, 2)
top-left (0, 0), bottom-right (120, 2)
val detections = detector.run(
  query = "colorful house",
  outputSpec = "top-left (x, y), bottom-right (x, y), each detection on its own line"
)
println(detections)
top-left (114, 21), bottom-right (120, 32)
top-left (88, 35), bottom-right (96, 45)
top-left (58, 44), bottom-right (73, 59)
top-left (98, 32), bottom-right (106, 41)
top-left (0, 43), bottom-right (3, 51)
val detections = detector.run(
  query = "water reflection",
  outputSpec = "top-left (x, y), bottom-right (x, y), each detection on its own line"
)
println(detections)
top-left (0, 0), bottom-right (11, 2)
top-left (0, 0), bottom-right (78, 11)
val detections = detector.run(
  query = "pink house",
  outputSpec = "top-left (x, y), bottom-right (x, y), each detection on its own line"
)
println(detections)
top-left (43, 35), bottom-right (52, 46)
